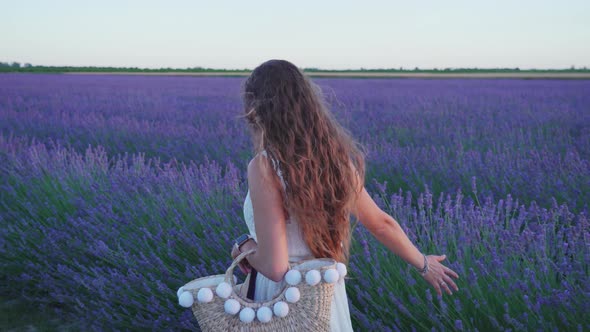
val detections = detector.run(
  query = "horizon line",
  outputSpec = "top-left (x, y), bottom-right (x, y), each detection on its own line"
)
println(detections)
top-left (1, 61), bottom-right (589, 72)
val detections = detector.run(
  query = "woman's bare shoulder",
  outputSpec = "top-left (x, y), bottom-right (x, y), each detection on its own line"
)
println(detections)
top-left (247, 152), bottom-right (278, 185)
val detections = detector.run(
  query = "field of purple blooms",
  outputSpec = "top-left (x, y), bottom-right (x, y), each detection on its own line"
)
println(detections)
top-left (0, 73), bottom-right (589, 331)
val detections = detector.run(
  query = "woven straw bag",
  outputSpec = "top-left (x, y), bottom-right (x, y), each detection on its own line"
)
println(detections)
top-left (177, 249), bottom-right (347, 331)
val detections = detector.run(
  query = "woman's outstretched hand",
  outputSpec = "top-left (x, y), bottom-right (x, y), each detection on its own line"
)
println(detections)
top-left (421, 255), bottom-right (460, 296)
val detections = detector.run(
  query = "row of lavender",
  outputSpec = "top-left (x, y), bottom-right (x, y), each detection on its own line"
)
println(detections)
top-left (1, 74), bottom-right (589, 330)
top-left (1, 74), bottom-right (589, 211)
top-left (1, 137), bottom-right (588, 330)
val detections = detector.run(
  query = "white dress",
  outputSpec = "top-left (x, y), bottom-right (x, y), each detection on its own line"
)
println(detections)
top-left (243, 150), bottom-right (354, 332)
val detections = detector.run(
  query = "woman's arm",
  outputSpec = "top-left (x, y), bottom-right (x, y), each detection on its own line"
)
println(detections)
top-left (350, 178), bottom-right (459, 296)
top-left (236, 153), bottom-right (290, 282)
top-left (351, 188), bottom-right (426, 268)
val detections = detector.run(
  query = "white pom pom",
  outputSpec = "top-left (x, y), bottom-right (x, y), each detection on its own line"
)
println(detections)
top-left (273, 301), bottom-right (289, 318)
top-left (215, 282), bottom-right (232, 298)
top-left (224, 299), bottom-right (240, 315)
top-left (336, 262), bottom-right (347, 278)
top-left (239, 307), bottom-right (255, 323)
top-left (305, 270), bottom-right (321, 286)
top-left (285, 287), bottom-right (300, 303)
top-left (256, 306), bottom-right (273, 323)
top-left (178, 291), bottom-right (194, 307)
top-left (323, 268), bottom-right (339, 284)
top-left (176, 286), bottom-right (184, 298)
top-left (197, 288), bottom-right (213, 303)
top-left (285, 269), bottom-right (302, 286)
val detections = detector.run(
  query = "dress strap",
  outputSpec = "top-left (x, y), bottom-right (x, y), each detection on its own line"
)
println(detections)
top-left (258, 150), bottom-right (291, 223)
top-left (260, 150), bottom-right (285, 186)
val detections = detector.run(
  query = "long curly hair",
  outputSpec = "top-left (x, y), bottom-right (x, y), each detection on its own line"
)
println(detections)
top-left (240, 59), bottom-right (366, 263)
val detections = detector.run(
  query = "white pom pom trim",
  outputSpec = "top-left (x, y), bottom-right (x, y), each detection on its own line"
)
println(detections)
top-left (178, 291), bottom-right (194, 307)
top-left (285, 287), bottom-right (301, 303)
top-left (197, 288), bottom-right (214, 303)
top-left (323, 268), bottom-right (339, 284)
top-left (215, 282), bottom-right (232, 298)
top-left (239, 307), bottom-right (255, 323)
top-left (273, 301), bottom-right (289, 317)
top-left (305, 269), bottom-right (321, 286)
top-left (177, 286), bottom-right (185, 298)
top-left (224, 299), bottom-right (240, 315)
top-left (336, 262), bottom-right (347, 279)
top-left (256, 306), bottom-right (273, 323)
top-left (285, 269), bottom-right (302, 286)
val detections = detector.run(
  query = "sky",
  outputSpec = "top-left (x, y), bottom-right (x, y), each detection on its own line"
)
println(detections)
top-left (1, 0), bottom-right (589, 70)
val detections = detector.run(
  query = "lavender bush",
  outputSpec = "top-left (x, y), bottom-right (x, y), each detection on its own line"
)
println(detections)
top-left (1, 74), bottom-right (589, 330)
top-left (1, 74), bottom-right (588, 211)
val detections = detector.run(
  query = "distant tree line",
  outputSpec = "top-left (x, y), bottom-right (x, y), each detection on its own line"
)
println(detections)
top-left (0, 62), bottom-right (251, 73)
top-left (1, 61), bottom-right (589, 73)
top-left (302, 65), bottom-right (590, 73)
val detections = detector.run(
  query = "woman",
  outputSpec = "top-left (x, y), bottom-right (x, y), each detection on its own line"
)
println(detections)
top-left (230, 59), bottom-right (459, 331)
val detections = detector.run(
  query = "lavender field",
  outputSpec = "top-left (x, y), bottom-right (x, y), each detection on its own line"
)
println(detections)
top-left (1, 73), bottom-right (589, 331)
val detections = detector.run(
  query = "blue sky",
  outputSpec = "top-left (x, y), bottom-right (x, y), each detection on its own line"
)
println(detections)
top-left (2, 0), bottom-right (589, 69)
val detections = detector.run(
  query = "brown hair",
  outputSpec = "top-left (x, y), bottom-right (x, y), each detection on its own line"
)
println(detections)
top-left (240, 59), bottom-right (366, 263)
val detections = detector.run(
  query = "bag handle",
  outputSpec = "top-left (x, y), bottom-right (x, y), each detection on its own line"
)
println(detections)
top-left (225, 248), bottom-right (258, 285)
top-left (222, 248), bottom-right (340, 306)
top-left (224, 248), bottom-right (338, 283)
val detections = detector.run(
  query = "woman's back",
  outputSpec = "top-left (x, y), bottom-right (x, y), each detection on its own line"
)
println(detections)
top-left (243, 190), bottom-right (315, 263)
top-left (242, 150), bottom-right (354, 331)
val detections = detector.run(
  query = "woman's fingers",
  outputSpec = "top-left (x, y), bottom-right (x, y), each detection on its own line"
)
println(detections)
top-left (428, 274), bottom-right (452, 296)
top-left (238, 262), bottom-right (251, 274)
top-left (430, 255), bottom-right (459, 279)
top-left (431, 279), bottom-right (442, 296)
top-left (441, 281), bottom-right (453, 295)
top-left (445, 266), bottom-right (459, 279)
top-left (443, 275), bottom-right (459, 292)
top-left (431, 276), bottom-right (454, 295)
top-left (232, 245), bottom-right (250, 274)
top-left (423, 255), bottom-right (461, 296)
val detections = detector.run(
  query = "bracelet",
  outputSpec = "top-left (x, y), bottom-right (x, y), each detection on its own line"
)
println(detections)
top-left (416, 253), bottom-right (429, 276)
